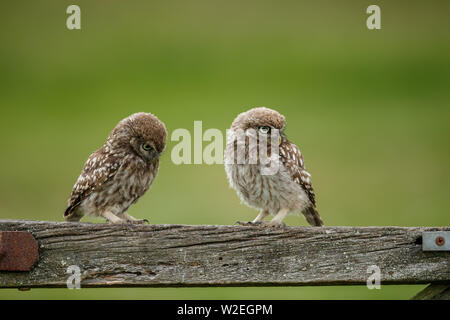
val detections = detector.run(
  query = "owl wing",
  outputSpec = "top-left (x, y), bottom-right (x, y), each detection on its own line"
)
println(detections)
top-left (279, 141), bottom-right (316, 206)
top-left (64, 150), bottom-right (121, 219)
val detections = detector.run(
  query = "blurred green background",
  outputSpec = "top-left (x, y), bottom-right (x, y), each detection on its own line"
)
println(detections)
top-left (0, 0), bottom-right (449, 299)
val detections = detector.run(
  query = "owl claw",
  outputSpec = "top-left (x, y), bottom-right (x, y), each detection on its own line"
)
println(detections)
top-left (261, 221), bottom-right (286, 229)
top-left (234, 221), bottom-right (262, 226)
top-left (133, 219), bottom-right (149, 224)
top-left (123, 219), bottom-right (149, 224)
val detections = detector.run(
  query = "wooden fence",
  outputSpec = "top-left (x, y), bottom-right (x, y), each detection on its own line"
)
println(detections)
top-left (0, 220), bottom-right (448, 299)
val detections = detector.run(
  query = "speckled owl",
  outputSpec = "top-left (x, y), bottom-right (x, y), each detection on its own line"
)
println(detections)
top-left (64, 112), bottom-right (167, 224)
top-left (224, 107), bottom-right (323, 228)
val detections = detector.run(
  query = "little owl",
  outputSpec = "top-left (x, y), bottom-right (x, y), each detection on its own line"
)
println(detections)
top-left (64, 112), bottom-right (167, 224)
top-left (224, 107), bottom-right (323, 227)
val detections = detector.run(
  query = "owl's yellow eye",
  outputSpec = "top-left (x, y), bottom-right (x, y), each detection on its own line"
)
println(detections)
top-left (259, 126), bottom-right (271, 134)
top-left (142, 143), bottom-right (153, 151)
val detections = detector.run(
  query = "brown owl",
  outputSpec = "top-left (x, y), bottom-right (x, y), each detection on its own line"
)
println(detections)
top-left (64, 112), bottom-right (167, 224)
top-left (224, 107), bottom-right (323, 227)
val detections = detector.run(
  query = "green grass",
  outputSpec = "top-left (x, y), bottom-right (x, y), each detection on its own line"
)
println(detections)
top-left (0, 0), bottom-right (449, 299)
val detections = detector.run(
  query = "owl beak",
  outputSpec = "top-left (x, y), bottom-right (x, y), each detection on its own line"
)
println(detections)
top-left (149, 149), bottom-right (159, 161)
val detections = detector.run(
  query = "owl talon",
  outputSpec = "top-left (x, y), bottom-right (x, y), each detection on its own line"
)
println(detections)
top-left (261, 221), bottom-right (286, 229)
top-left (235, 221), bottom-right (262, 226)
top-left (106, 218), bottom-right (128, 224)
top-left (125, 219), bottom-right (149, 224)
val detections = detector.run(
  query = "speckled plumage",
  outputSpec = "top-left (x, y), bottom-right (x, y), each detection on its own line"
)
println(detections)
top-left (224, 107), bottom-right (323, 227)
top-left (64, 112), bottom-right (167, 224)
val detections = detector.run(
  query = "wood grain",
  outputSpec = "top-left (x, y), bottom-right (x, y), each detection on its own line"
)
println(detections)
top-left (411, 284), bottom-right (450, 300)
top-left (0, 220), bottom-right (448, 289)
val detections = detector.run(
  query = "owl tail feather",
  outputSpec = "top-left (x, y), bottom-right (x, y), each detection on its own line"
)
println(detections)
top-left (302, 206), bottom-right (324, 227)
top-left (64, 201), bottom-right (82, 222)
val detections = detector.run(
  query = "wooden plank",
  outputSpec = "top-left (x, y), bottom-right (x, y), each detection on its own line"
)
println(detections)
top-left (0, 220), bottom-right (448, 288)
top-left (411, 284), bottom-right (450, 300)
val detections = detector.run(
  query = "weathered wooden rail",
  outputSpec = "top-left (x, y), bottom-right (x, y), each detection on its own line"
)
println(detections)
top-left (0, 220), bottom-right (448, 299)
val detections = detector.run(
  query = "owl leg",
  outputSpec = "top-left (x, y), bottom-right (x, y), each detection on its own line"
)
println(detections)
top-left (101, 211), bottom-right (127, 224)
top-left (235, 209), bottom-right (269, 226)
top-left (252, 209), bottom-right (269, 223)
top-left (118, 212), bottom-right (149, 224)
top-left (264, 208), bottom-right (289, 228)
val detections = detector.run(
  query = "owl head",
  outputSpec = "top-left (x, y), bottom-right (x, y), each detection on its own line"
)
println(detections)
top-left (108, 112), bottom-right (167, 162)
top-left (231, 107), bottom-right (286, 138)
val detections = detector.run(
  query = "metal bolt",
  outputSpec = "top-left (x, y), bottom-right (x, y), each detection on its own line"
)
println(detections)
top-left (435, 236), bottom-right (445, 246)
top-left (0, 231), bottom-right (39, 271)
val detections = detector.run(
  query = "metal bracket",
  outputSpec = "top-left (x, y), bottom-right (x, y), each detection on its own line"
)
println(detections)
top-left (422, 231), bottom-right (450, 251)
top-left (0, 231), bottom-right (39, 271)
